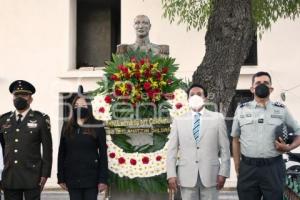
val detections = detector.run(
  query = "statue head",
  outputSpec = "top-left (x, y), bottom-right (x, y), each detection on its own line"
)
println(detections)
top-left (134, 15), bottom-right (151, 38)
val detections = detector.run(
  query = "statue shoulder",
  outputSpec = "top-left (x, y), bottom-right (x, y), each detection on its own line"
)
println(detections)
top-left (116, 44), bottom-right (129, 54)
top-left (158, 44), bottom-right (169, 55)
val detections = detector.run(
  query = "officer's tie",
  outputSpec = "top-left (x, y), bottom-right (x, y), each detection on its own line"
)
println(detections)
top-left (193, 113), bottom-right (201, 143)
top-left (17, 114), bottom-right (22, 125)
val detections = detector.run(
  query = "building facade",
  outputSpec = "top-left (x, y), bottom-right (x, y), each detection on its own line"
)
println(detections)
top-left (1, 0), bottom-right (300, 188)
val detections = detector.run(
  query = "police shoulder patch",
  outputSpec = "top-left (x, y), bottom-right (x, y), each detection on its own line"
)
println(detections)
top-left (273, 101), bottom-right (285, 108)
top-left (239, 101), bottom-right (250, 108)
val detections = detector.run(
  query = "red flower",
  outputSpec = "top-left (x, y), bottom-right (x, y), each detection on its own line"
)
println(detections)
top-left (162, 67), bottom-right (169, 74)
top-left (135, 72), bottom-right (141, 79)
top-left (118, 65), bottom-right (129, 74)
top-left (135, 63), bottom-right (140, 70)
top-left (104, 95), bottom-right (112, 104)
top-left (130, 159), bottom-right (137, 165)
top-left (143, 70), bottom-right (151, 78)
top-left (111, 74), bottom-right (119, 81)
top-left (118, 157), bottom-right (126, 164)
top-left (99, 107), bottom-right (105, 113)
top-left (136, 94), bottom-right (142, 101)
top-left (142, 156), bottom-right (149, 164)
top-left (164, 93), bottom-right (175, 100)
top-left (115, 88), bottom-right (122, 96)
top-left (109, 152), bottom-right (116, 158)
top-left (130, 56), bottom-right (137, 62)
top-left (153, 88), bottom-right (161, 94)
top-left (156, 156), bottom-right (162, 161)
top-left (143, 82), bottom-right (151, 91)
top-left (140, 59), bottom-right (145, 65)
top-left (126, 83), bottom-right (132, 91)
top-left (124, 72), bottom-right (131, 79)
top-left (156, 72), bottom-right (162, 80)
top-left (175, 103), bottom-right (183, 109)
top-left (147, 91), bottom-right (154, 99)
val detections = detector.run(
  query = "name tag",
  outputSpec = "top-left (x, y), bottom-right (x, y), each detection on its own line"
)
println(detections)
top-left (27, 121), bottom-right (37, 128)
top-left (271, 114), bottom-right (283, 119)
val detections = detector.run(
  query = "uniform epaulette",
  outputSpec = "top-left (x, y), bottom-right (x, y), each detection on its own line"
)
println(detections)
top-left (239, 101), bottom-right (250, 108)
top-left (0, 111), bottom-right (13, 119)
top-left (33, 110), bottom-right (49, 118)
top-left (34, 111), bottom-right (51, 130)
top-left (273, 101), bottom-right (285, 108)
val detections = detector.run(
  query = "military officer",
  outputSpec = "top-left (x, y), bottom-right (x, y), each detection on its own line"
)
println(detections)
top-left (0, 80), bottom-right (52, 200)
top-left (231, 71), bottom-right (300, 200)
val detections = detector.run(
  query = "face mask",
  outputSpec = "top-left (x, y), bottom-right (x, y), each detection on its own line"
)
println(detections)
top-left (188, 95), bottom-right (204, 110)
top-left (14, 97), bottom-right (29, 110)
top-left (255, 84), bottom-right (270, 98)
top-left (73, 107), bottom-right (89, 119)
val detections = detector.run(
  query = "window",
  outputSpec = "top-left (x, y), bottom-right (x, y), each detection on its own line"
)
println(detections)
top-left (243, 33), bottom-right (257, 66)
top-left (76, 0), bottom-right (120, 69)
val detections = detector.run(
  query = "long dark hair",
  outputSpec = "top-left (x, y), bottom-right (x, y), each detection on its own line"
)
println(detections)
top-left (63, 95), bottom-right (97, 138)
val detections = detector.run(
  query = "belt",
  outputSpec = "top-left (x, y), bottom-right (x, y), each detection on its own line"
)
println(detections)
top-left (241, 154), bottom-right (282, 167)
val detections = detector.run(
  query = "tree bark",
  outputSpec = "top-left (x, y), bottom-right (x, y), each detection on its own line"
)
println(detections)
top-left (192, 0), bottom-right (254, 116)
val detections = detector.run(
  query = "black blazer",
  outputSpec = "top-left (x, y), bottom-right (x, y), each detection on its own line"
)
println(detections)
top-left (57, 120), bottom-right (108, 188)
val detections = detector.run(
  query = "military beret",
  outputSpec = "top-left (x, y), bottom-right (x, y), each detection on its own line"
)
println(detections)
top-left (9, 80), bottom-right (36, 95)
top-left (275, 123), bottom-right (295, 144)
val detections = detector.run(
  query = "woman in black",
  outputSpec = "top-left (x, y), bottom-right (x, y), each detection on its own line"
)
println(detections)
top-left (57, 95), bottom-right (108, 200)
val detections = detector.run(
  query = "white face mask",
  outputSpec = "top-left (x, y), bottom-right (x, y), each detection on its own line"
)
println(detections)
top-left (188, 95), bottom-right (204, 110)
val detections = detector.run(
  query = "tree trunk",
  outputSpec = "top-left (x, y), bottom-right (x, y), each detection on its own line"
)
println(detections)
top-left (192, 0), bottom-right (254, 116)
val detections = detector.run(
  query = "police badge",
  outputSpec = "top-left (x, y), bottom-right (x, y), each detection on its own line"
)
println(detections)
top-left (275, 123), bottom-right (295, 144)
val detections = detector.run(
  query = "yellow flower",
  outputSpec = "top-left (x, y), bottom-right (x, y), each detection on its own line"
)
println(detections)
top-left (153, 63), bottom-right (159, 69)
top-left (119, 83), bottom-right (127, 94)
top-left (159, 81), bottom-right (167, 86)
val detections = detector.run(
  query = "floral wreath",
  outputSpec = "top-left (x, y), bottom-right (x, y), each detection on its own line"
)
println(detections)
top-left (92, 50), bottom-right (189, 192)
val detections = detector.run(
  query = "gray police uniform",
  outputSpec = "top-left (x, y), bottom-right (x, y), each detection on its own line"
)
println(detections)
top-left (231, 100), bottom-right (300, 200)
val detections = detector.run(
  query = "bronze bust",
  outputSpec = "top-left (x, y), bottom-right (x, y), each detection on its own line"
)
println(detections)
top-left (117, 15), bottom-right (169, 56)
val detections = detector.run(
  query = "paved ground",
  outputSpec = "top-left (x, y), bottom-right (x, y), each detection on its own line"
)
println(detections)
top-left (0, 190), bottom-right (238, 200)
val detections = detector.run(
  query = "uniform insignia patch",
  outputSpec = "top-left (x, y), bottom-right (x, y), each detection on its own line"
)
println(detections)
top-left (2, 123), bottom-right (11, 129)
top-left (271, 114), bottom-right (283, 119)
top-left (246, 114), bottom-right (252, 117)
top-left (45, 118), bottom-right (51, 130)
top-left (27, 120), bottom-right (38, 128)
top-left (273, 102), bottom-right (285, 108)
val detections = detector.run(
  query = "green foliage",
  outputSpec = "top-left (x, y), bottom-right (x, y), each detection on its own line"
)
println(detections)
top-left (109, 172), bottom-right (168, 193)
top-left (161, 0), bottom-right (300, 34)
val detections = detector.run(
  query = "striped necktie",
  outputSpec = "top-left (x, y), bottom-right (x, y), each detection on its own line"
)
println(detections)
top-left (193, 113), bottom-right (201, 143)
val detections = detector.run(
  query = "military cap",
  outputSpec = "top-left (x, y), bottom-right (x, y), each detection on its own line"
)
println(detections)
top-left (275, 123), bottom-right (295, 144)
top-left (9, 80), bottom-right (36, 94)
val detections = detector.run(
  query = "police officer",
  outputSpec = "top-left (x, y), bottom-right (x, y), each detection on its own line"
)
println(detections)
top-left (231, 71), bottom-right (300, 200)
top-left (0, 80), bottom-right (52, 200)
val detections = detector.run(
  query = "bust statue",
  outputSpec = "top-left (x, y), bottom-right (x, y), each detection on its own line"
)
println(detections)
top-left (117, 15), bottom-right (169, 56)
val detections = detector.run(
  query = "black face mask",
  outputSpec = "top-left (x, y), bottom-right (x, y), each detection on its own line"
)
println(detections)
top-left (73, 107), bottom-right (89, 119)
top-left (255, 84), bottom-right (270, 98)
top-left (14, 97), bottom-right (29, 110)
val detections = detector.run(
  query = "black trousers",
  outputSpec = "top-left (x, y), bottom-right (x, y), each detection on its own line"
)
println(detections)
top-left (4, 188), bottom-right (40, 200)
top-left (68, 187), bottom-right (98, 200)
top-left (237, 157), bottom-right (285, 200)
